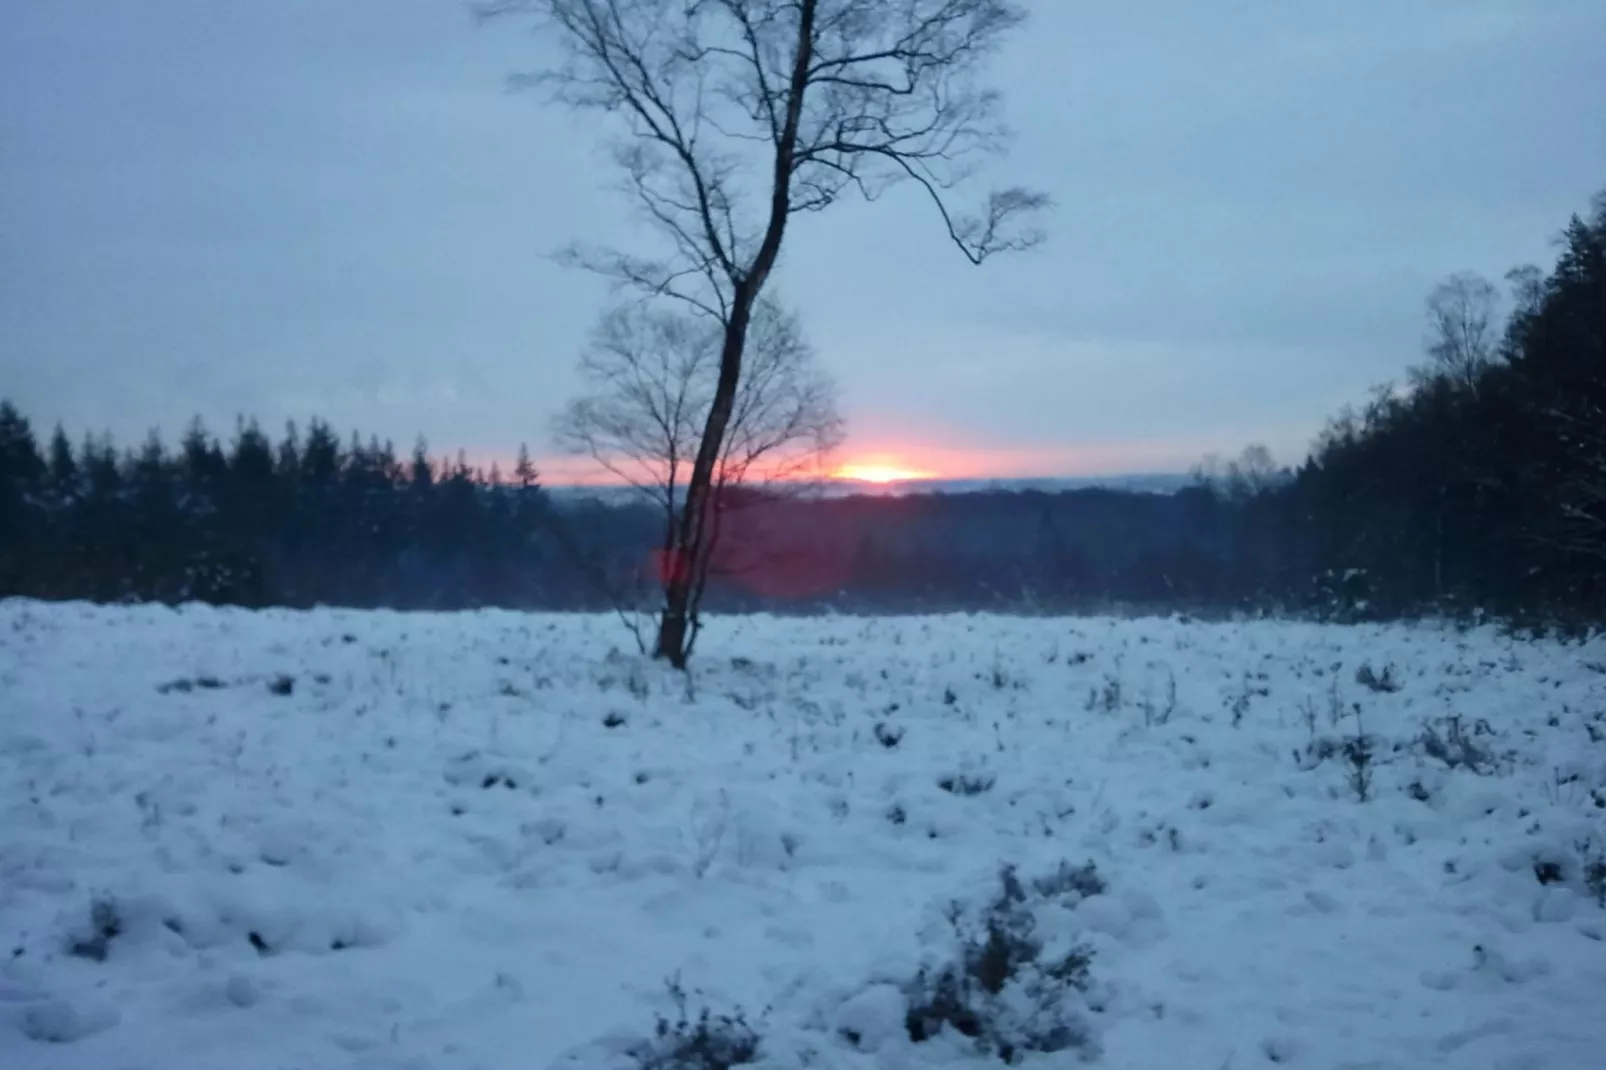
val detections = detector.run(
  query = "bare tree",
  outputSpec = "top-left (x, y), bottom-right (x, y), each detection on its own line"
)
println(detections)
top-left (1224, 443), bottom-right (1279, 500)
top-left (1504, 264), bottom-right (1544, 322)
top-left (1193, 444), bottom-right (1281, 502)
top-left (1422, 271), bottom-right (1499, 392)
top-left (480, 0), bottom-right (1045, 666)
top-left (555, 298), bottom-right (843, 654)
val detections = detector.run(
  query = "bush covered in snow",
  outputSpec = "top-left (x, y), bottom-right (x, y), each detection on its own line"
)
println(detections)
top-left (628, 981), bottom-right (762, 1070)
top-left (897, 862), bottom-right (1106, 1064)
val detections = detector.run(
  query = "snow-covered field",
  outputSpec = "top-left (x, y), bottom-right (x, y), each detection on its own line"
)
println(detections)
top-left (3, 601), bottom-right (1605, 1070)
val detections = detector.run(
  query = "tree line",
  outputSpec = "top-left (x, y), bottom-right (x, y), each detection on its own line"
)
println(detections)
top-left (0, 414), bottom-right (565, 610)
top-left (0, 407), bottom-right (1284, 616)
top-left (2, 188), bottom-right (1601, 629)
top-left (1283, 188), bottom-right (1605, 631)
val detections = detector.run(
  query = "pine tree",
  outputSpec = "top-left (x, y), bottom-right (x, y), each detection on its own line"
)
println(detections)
top-left (0, 401), bottom-right (44, 491)
top-left (0, 401), bottom-right (45, 591)
top-left (300, 420), bottom-right (342, 489)
top-left (180, 417), bottom-right (227, 511)
top-left (409, 437), bottom-right (433, 491)
top-left (514, 443), bottom-right (537, 490)
top-left (47, 424), bottom-right (79, 500)
top-left (276, 421), bottom-right (301, 480)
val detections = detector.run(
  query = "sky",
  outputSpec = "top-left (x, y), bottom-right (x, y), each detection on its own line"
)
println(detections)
top-left (3, 0), bottom-right (1603, 482)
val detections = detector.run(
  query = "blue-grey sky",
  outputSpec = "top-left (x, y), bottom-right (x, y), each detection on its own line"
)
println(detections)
top-left (3, 0), bottom-right (1603, 478)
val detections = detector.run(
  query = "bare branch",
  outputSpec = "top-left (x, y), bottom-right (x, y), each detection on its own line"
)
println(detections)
top-left (483, 0), bottom-right (1047, 293)
top-left (554, 297), bottom-right (843, 509)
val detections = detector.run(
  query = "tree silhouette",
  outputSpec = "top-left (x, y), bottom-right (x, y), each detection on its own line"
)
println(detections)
top-left (482, 0), bottom-right (1046, 666)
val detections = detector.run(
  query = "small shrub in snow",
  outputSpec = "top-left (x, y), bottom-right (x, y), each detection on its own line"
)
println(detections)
top-left (1229, 673), bottom-right (1252, 727)
top-left (1293, 707), bottom-right (1380, 801)
top-left (1138, 821), bottom-right (1185, 852)
top-left (1416, 715), bottom-right (1502, 775)
top-left (1029, 861), bottom-right (1107, 900)
top-left (1140, 668), bottom-right (1177, 727)
top-left (1299, 695), bottom-right (1320, 738)
top-left (1342, 709), bottom-right (1376, 802)
top-left (1292, 735), bottom-right (1345, 770)
top-left (156, 675), bottom-right (227, 694)
top-left (1086, 674), bottom-right (1121, 715)
top-left (629, 981), bottom-right (761, 1070)
top-left (65, 898), bottom-right (122, 962)
top-left (901, 864), bottom-right (1102, 1064)
top-left (938, 773), bottom-right (996, 797)
top-left (267, 673), bottom-right (295, 696)
top-left (1354, 663), bottom-right (1400, 694)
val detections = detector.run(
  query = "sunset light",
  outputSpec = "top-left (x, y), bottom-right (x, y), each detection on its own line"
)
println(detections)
top-left (832, 463), bottom-right (936, 485)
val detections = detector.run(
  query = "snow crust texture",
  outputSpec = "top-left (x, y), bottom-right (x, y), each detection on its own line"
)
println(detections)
top-left (2, 601), bottom-right (1605, 1069)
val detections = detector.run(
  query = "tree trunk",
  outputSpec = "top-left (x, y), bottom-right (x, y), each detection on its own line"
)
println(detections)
top-left (648, 2), bottom-right (816, 669)
top-left (654, 583), bottom-right (692, 669)
top-left (652, 295), bottom-right (757, 668)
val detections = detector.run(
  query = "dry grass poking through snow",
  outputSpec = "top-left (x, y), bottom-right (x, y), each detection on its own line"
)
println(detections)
top-left (2, 601), bottom-right (1605, 1068)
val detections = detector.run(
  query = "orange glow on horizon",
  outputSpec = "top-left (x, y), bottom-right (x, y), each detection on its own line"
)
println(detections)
top-left (526, 431), bottom-right (1232, 488)
top-left (831, 462), bottom-right (937, 484)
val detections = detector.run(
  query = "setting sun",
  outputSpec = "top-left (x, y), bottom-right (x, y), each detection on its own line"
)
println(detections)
top-left (832, 463), bottom-right (936, 484)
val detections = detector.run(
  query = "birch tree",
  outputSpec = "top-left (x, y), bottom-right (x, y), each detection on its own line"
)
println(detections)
top-left (482, 0), bottom-right (1046, 665)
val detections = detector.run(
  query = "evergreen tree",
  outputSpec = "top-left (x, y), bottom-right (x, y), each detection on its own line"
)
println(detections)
top-left (514, 443), bottom-right (537, 490)
top-left (409, 438), bottom-right (433, 491)
top-left (47, 425), bottom-right (79, 501)
top-left (0, 402), bottom-right (44, 591)
top-left (0, 401), bottom-right (44, 492)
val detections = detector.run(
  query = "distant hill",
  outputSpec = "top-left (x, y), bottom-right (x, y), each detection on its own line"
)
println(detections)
top-left (546, 472), bottom-right (1195, 507)
top-left (829, 473), bottom-right (1197, 498)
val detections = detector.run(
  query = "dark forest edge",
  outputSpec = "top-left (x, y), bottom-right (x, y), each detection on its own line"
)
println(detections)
top-left (3, 189), bottom-right (1602, 633)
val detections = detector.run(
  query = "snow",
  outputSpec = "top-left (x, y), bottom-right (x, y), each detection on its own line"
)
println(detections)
top-left (2, 600), bottom-right (1605, 1069)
